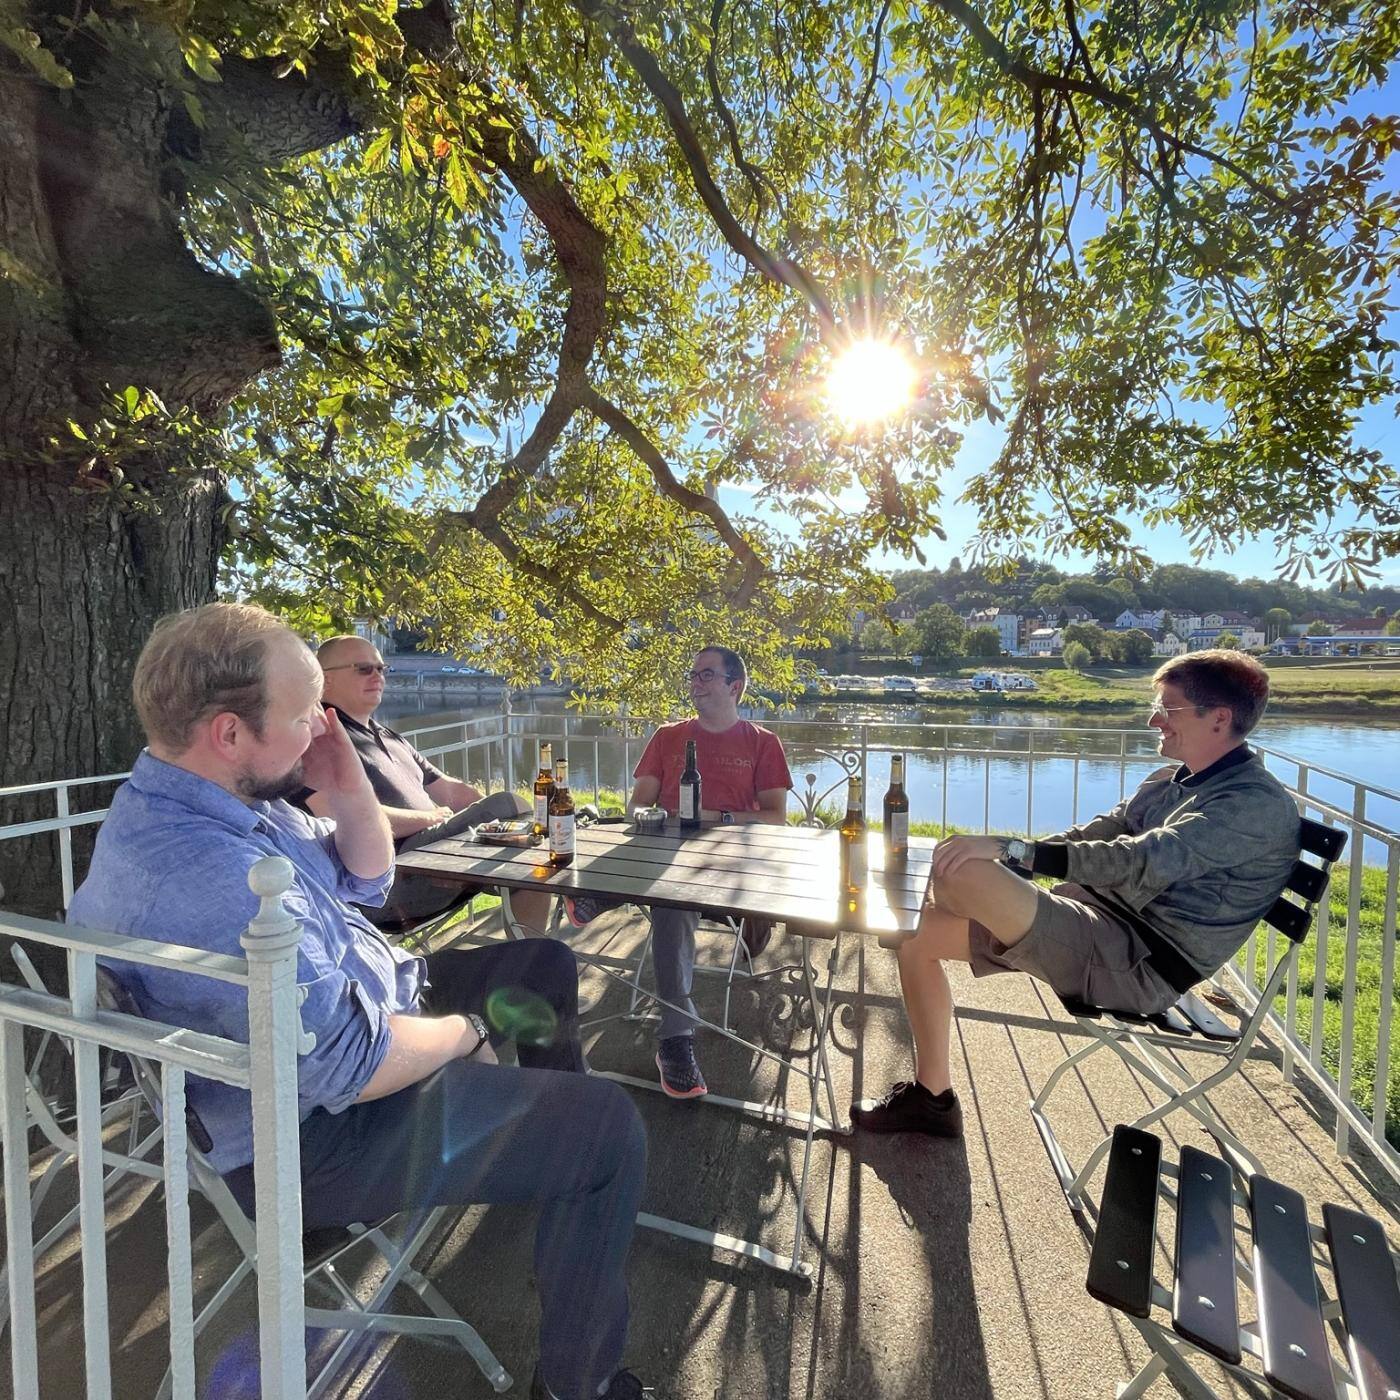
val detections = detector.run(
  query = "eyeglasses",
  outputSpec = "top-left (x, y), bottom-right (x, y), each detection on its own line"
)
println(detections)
top-left (686, 668), bottom-right (732, 684)
top-left (323, 662), bottom-right (392, 677)
top-left (1147, 700), bottom-right (1203, 722)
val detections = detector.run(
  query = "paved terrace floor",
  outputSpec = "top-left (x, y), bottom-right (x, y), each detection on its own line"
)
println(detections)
top-left (7, 906), bottom-right (1399, 1400)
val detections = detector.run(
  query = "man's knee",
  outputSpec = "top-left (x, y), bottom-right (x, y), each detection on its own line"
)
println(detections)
top-left (929, 856), bottom-right (1005, 920)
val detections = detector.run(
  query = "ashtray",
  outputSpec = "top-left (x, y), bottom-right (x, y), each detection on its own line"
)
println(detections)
top-left (633, 807), bottom-right (667, 834)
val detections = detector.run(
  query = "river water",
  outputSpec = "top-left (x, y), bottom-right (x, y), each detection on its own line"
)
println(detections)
top-left (380, 694), bottom-right (1400, 860)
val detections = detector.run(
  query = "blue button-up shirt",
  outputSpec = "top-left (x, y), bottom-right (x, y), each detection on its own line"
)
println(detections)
top-left (68, 751), bottom-right (425, 1172)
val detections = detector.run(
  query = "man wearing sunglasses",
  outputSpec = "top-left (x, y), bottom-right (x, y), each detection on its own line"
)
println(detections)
top-left (305, 636), bottom-right (551, 933)
top-left (854, 649), bottom-right (1299, 1139)
top-left (564, 646), bottom-right (793, 1099)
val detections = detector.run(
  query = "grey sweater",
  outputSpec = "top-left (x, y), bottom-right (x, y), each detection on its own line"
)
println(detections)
top-left (1041, 747), bottom-right (1299, 985)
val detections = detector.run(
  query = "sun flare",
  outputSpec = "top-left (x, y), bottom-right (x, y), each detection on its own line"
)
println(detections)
top-left (826, 339), bottom-right (917, 428)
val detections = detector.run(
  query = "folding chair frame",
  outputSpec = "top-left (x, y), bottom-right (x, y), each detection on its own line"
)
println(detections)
top-left (1031, 816), bottom-right (1347, 1214)
top-left (103, 974), bottom-right (512, 1397)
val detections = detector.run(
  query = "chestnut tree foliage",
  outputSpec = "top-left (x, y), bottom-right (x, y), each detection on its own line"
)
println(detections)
top-left (3, 0), bottom-right (1398, 733)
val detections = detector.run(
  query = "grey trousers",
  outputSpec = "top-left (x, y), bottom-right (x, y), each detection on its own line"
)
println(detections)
top-left (650, 905), bottom-right (702, 1040)
top-left (365, 790), bottom-right (530, 926)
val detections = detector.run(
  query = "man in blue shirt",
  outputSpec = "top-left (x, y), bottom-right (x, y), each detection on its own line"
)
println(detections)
top-left (69, 603), bottom-right (649, 1400)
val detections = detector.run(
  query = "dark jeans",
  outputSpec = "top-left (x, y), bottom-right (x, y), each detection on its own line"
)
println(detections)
top-left (226, 941), bottom-right (645, 1399)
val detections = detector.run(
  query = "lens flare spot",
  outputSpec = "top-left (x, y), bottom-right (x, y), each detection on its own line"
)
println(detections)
top-left (826, 339), bottom-right (917, 427)
top-left (485, 986), bottom-right (558, 1048)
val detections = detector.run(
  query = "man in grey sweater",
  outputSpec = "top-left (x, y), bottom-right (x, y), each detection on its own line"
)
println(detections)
top-left (854, 649), bottom-right (1299, 1138)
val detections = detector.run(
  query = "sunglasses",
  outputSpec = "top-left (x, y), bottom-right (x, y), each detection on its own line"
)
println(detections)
top-left (323, 662), bottom-right (392, 677)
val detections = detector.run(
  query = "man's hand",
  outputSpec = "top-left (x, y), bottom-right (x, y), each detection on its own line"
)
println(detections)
top-left (931, 834), bottom-right (1008, 880)
top-left (300, 707), bottom-right (371, 798)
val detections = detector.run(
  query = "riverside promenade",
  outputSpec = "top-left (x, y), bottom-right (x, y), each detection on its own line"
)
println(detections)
top-left (9, 899), bottom-right (1398, 1400)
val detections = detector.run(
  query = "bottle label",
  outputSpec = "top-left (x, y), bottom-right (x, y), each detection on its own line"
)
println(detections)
top-left (890, 811), bottom-right (909, 850)
top-left (679, 785), bottom-right (697, 820)
top-left (845, 836), bottom-right (867, 885)
top-left (534, 794), bottom-right (549, 827)
top-left (549, 814), bottom-right (575, 855)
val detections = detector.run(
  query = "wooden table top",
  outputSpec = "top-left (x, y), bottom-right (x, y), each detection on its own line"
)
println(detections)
top-left (397, 820), bottom-right (935, 939)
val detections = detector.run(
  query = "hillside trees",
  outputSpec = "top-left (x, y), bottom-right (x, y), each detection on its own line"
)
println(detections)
top-left (3, 0), bottom-right (1399, 912)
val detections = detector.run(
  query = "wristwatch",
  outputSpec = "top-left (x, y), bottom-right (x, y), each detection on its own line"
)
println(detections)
top-left (464, 1012), bottom-right (490, 1057)
top-left (720, 810), bottom-right (734, 825)
top-left (1005, 837), bottom-right (1033, 867)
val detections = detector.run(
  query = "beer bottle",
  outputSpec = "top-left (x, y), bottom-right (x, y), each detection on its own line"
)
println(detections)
top-left (532, 741), bottom-right (554, 835)
top-left (883, 753), bottom-right (909, 856)
top-left (549, 758), bottom-right (575, 866)
top-left (839, 775), bottom-right (867, 897)
top-left (678, 738), bottom-right (702, 830)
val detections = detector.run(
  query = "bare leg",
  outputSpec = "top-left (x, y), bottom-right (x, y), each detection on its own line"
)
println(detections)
top-left (896, 907), bottom-right (971, 1095)
top-left (894, 858), bottom-right (1041, 1093)
top-left (507, 888), bottom-right (554, 935)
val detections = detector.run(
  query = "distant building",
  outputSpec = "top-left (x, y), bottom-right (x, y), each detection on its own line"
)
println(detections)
top-left (1114, 608), bottom-right (1168, 631)
top-left (1187, 626), bottom-right (1266, 651)
top-left (350, 618), bottom-right (395, 655)
top-left (1027, 627), bottom-right (1063, 656)
top-left (1152, 631), bottom-right (1188, 657)
top-left (965, 608), bottom-right (1022, 655)
top-left (1202, 610), bottom-right (1256, 630)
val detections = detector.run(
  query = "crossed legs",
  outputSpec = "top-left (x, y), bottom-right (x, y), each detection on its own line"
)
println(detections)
top-left (850, 849), bottom-right (1044, 1136)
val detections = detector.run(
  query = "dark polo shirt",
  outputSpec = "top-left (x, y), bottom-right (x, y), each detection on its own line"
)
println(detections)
top-left (305, 704), bottom-right (449, 833)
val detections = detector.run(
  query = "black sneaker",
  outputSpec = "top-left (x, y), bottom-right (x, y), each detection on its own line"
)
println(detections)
top-left (850, 1081), bottom-right (964, 1137)
top-left (531, 1365), bottom-right (650, 1399)
top-left (655, 1034), bottom-right (707, 1099)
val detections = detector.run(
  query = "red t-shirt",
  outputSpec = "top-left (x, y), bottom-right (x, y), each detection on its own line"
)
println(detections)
top-left (634, 718), bottom-right (793, 815)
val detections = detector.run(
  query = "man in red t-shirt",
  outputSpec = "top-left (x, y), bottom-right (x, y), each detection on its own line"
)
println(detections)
top-left (566, 646), bottom-right (792, 1099)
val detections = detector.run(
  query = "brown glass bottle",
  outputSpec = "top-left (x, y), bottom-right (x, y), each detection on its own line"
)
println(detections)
top-left (678, 739), bottom-right (702, 830)
top-left (533, 741), bottom-right (554, 835)
top-left (839, 775), bottom-right (867, 897)
top-left (548, 758), bottom-right (575, 866)
top-left (883, 753), bottom-right (909, 856)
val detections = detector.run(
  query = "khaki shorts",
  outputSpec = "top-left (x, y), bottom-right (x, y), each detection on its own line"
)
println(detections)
top-left (967, 882), bottom-right (1180, 1014)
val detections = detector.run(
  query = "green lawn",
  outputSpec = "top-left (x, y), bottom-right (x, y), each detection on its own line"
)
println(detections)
top-left (1237, 862), bottom-right (1400, 1148)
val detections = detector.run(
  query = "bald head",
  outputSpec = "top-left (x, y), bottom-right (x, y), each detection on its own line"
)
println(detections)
top-left (316, 634), bottom-right (387, 721)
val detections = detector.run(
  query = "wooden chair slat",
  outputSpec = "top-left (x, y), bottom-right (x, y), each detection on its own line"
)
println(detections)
top-left (1087, 1126), bottom-right (1160, 1319)
top-left (1285, 861), bottom-right (1330, 903)
top-left (1172, 1145), bottom-right (1241, 1364)
top-left (1297, 819), bottom-right (1346, 863)
top-left (1323, 1202), bottom-right (1400, 1400)
top-left (1252, 1176), bottom-right (1337, 1400)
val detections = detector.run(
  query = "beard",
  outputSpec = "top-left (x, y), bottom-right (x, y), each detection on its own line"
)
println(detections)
top-left (236, 760), bottom-right (307, 803)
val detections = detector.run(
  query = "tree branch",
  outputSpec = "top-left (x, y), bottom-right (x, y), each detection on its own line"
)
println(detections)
top-left (928, 0), bottom-right (1292, 209)
top-left (705, 0), bottom-right (773, 215)
top-left (464, 93), bottom-right (609, 532)
top-left (575, 0), bottom-right (836, 335)
top-left (580, 386), bottom-right (766, 607)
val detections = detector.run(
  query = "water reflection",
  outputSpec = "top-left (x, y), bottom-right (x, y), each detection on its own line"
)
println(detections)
top-left (380, 694), bottom-right (1399, 863)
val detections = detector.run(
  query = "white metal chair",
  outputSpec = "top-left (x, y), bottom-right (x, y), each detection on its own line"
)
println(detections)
top-left (1031, 816), bottom-right (1348, 1210)
top-left (97, 969), bottom-right (512, 1398)
top-left (0, 943), bottom-right (164, 1335)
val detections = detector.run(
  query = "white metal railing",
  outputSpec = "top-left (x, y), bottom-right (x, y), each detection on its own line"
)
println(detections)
top-left (2, 701), bottom-right (1397, 1223)
top-left (0, 858), bottom-right (310, 1399)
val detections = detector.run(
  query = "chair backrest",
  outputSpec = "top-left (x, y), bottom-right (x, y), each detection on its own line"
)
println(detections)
top-left (1262, 817), bottom-right (1347, 944)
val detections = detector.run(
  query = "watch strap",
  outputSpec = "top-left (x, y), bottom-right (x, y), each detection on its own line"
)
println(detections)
top-left (464, 1012), bottom-right (490, 1056)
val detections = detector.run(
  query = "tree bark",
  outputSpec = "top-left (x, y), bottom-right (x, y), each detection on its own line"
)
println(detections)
top-left (0, 460), bottom-right (227, 918)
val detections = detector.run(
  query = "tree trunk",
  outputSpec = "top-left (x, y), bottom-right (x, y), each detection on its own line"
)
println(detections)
top-left (0, 461), bottom-right (227, 917)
